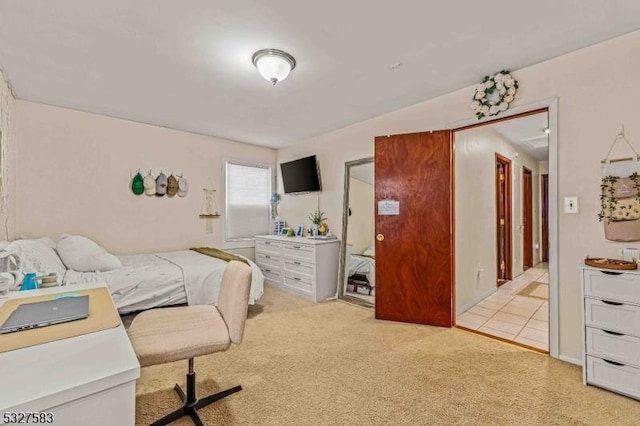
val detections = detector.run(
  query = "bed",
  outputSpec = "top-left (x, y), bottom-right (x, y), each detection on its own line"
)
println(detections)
top-left (346, 245), bottom-right (375, 292)
top-left (0, 235), bottom-right (264, 314)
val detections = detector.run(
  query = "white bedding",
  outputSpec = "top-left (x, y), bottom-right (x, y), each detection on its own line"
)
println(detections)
top-left (64, 251), bottom-right (264, 314)
top-left (348, 254), bottom-right (375, 287)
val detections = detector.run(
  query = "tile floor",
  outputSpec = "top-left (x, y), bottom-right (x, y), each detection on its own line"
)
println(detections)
top-left (456, 263), bottom-right (549, 352)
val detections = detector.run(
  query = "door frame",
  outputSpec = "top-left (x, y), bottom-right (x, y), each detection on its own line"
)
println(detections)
top-left (541, 173), bottom-right (549, 262)
top-left (338, 157), bottom-right (375, 307)
top-left (451, 97), bottom-right (559, 359)
top-left (522, 166), bottom-right (533, 269)
top-left (495, 153), bottom-right (512, 284)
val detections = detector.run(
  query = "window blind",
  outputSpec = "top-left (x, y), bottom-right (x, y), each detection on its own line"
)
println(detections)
top-left (225, 161), bottom-right (271, 240)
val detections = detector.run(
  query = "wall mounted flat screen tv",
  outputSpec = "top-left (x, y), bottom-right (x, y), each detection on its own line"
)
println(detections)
top-left (280, 155), bottom-right (322, 194)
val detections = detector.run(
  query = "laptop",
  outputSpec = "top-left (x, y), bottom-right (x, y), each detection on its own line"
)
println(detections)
top-left (0, 295), bottom-right (90, 334)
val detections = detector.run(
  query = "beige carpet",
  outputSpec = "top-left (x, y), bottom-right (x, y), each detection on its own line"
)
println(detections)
top-left (134, 286), bottom-right (640, 425)
top-left (516, 281), bottom-right (549, 300)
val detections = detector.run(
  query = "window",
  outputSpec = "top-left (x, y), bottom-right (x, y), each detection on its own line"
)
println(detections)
top-left (224, 161), bottom-right (272, 244)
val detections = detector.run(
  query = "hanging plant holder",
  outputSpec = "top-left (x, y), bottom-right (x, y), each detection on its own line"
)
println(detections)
top-left (599, 126), bottom-right (640, 242)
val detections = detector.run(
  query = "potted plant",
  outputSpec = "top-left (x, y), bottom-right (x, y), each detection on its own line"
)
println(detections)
top-left (309, 210), bottom-right (327, 225)
top-left (309, 210), bottom-right (327, 235)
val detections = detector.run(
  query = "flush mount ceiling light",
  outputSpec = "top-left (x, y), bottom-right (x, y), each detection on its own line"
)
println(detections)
top-left (252, 48), bottom-right (296, 85)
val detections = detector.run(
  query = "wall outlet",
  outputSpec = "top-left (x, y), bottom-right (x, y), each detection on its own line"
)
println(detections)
top-left (564, 197), bottom-right (579, 214)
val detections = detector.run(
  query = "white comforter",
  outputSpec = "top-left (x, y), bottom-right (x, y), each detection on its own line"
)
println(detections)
top-left (63, 251), bottom-right (264, 313)
top-left (348, 254), bottom-right (375, 287)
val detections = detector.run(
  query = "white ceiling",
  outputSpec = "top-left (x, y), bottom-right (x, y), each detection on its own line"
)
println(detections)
top-left (1, 1), bottom-right (639, 148)
top-left (492, 112), bottom-right (549, 161)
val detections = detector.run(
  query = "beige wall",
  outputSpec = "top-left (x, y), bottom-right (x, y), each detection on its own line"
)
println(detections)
top-left (455, 126), bottom-right (541, 314)
top-left (347, 177), bottom-right (374, 254)
top-left (0, 69), bottom-right (16, 241)
top-left (15, 101), bottom-right (276, 255)
top-left (276, 30), bottom-right (640, 360)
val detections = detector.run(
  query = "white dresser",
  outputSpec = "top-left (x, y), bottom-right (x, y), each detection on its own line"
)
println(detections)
top-left (254, 235), bottom-right (340, 302)
top-left (580, 265), bottom-right (640, 399)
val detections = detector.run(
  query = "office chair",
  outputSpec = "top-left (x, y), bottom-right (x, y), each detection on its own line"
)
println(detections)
top-left (128, 260), bottom-right (252, 426)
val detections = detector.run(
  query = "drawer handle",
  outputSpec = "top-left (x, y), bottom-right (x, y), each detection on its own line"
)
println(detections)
top-left (603, 359), bottom-right (625, 366)
top-left (265, 255), bottom-right (271, 259)
top-left (603, 329), bottom-right (624, 336)
top-left (264, 269), bottom-right (271, 273)
top-left (601, 300), bottom-right (624, 306)
top-left (600, 270), bottom-right (623, 276)
top-left (294, 261), bottom-right (301, 265)
top-left (293, 277), bottom-right (301, 281)
top-left (265, 242), bottom-right (271, 245)
top-left (293, 245), bottom-right (301, 249)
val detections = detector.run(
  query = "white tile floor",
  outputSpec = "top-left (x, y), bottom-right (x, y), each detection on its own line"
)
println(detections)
top-left (456, 263), bottom-right (549, 352)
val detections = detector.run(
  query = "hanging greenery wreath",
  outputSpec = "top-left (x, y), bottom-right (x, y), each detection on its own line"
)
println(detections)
top-left (471, 70), bottom-right (518, 119)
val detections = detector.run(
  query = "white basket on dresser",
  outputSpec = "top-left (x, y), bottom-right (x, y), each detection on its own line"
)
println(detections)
top-left (580, 265), bottom-right (640, 399)
top-left (254, 235), bottom-right (340, 302)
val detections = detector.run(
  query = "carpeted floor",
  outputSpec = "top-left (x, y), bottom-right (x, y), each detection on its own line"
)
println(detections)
top-left (134, 285), bottom-right (640, 425)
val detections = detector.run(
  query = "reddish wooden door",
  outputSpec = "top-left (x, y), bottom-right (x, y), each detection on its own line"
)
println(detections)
top-left (541, 174), bottom-right (549, 262)
top-left (495, 154), bottom-right (512, 284)
top-left (374, 130), bottom-right (453, 327)
top-left (523, 167), bottom-right (533, 269)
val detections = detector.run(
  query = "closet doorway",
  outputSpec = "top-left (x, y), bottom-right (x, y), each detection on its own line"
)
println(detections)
top-left (338, 157), bottom-right (375, 308)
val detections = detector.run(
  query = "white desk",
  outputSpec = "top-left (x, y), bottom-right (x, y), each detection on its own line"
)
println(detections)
top-left (0, 284), bottom-right (140, 425)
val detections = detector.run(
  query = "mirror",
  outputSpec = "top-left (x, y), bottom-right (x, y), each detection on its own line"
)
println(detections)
top-left (339, 157), bottom-right (375, 307)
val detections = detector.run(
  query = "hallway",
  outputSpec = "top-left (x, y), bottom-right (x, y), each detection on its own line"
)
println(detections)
top-left (456, 263), bottom-right (549, 352)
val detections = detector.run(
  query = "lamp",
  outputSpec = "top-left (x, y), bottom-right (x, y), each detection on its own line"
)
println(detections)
top-left (252, 48), bottom-right (296, 85)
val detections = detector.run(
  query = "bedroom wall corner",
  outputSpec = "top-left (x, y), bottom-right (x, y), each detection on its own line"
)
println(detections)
top-left (0, 67), bottom-right (16, 241)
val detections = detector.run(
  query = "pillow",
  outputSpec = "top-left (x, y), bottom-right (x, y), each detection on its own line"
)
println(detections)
top-left (19, 235), bottom-right (57, 249)
top-left (56, 234), bottom-right (122, 272)
top-left (363, 246), bottom-right (375, 257)
top-left (3, 239), bottom-right (67, 279)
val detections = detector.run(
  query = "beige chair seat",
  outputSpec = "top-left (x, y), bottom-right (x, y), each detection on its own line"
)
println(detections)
top-left (129, 305), bottom-right (231, 367)
top-left (126, 260), bottom-right (252, 426)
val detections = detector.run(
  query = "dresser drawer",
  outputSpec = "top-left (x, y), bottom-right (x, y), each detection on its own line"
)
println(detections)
top-left (586, 327), bottom-right (640, 368)
top-left (256, 239), bottom-right (282, 256)
top-left (283, 258), bottom-right (313, 276)
top-left (256, 253), bottom-right (281, 269)
top-left (584, 269), bottom-right (640, 304)
top-left (282, 242), bottom-right (314, 261)
top-left (586, 355), bottom-right (640, 399)
top-left (260, 268), bottom-right (282, 285)
top-left (584, 297), bottom-right (640, 336)
top-left (283, 273), bottom-right (312, 293)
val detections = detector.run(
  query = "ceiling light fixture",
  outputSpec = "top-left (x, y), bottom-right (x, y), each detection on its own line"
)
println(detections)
top-left (252, 48), bottom-right (296, 85)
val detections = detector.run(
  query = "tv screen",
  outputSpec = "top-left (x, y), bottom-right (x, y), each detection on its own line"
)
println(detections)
top-left (280, 155), bottom-right (322, 194)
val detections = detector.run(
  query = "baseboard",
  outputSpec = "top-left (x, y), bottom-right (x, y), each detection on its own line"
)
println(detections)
top-left (558, 354), bottom-right (582, 366)
top-left (456, 287), bottom-right (496, 316)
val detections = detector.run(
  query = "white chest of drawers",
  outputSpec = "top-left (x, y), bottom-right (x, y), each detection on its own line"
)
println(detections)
top-left (580, 265), bottom-right (640, 399)
top-left (254, 235), bottom-right (340, 302)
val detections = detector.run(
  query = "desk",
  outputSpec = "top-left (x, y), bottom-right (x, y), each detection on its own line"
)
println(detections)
top-left (0, 284), bottom-right (140, 425)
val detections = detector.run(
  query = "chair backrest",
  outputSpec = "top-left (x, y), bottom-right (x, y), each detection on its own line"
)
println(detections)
top-left (216, 260), bottom-right (252, 344)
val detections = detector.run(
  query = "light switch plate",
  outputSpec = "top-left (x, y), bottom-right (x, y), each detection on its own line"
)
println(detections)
top-left (564, 197), bottom-right (579, 214)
